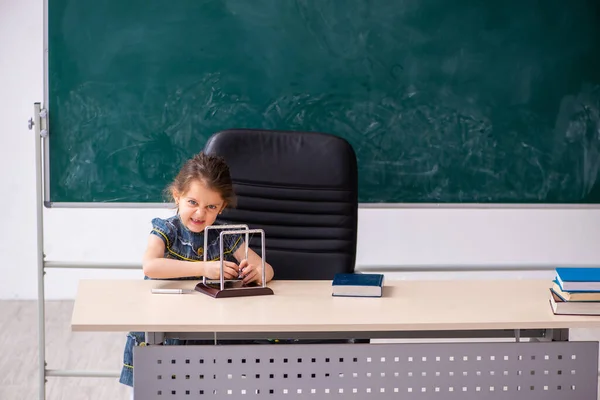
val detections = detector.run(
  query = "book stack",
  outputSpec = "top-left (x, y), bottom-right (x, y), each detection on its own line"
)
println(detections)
top-left (549, 267), bottom-right (600, 315)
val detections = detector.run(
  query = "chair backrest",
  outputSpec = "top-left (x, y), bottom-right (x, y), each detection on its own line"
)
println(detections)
top-left (204, 129), bottom-right (358, 280)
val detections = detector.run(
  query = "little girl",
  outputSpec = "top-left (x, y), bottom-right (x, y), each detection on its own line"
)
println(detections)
top-left (119, 152), bottom-right (274, 390)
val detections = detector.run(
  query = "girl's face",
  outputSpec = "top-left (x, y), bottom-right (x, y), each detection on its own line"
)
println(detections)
top-left (173, 179), bottom-right (226, 233)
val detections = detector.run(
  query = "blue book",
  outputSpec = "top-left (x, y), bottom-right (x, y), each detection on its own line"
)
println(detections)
top-left (556, 268), bottom-right (600, 292)
top-left (332, 273), bottom-right (384, 297)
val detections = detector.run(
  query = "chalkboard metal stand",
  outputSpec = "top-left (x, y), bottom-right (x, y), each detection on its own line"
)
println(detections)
top-left (32, 103), bottom-right (50, 400)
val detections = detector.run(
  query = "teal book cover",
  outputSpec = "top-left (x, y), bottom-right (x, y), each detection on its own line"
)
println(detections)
top-left (332, 273), bottom-right (384, 297)
top-left (556, 268), bottom-right (600, 292)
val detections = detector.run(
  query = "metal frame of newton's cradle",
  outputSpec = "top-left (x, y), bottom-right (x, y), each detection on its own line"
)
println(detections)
top-left (194, 225), bottom-right (273, 298)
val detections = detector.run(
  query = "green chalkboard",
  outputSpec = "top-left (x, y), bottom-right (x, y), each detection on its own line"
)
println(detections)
top-left (48, 0), bottom-right (600, 203)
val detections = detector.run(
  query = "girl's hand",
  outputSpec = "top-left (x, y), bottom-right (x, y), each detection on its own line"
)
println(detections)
top-left (203, 261), bottom-right (239, 280)
top-left (238, 259), bottom-right (263, 285)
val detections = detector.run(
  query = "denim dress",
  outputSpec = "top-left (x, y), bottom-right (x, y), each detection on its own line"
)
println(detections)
top-left (119, 215), bottom-right (243, 387)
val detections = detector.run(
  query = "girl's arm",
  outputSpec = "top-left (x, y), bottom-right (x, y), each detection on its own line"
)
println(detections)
top-left (233, 244), bottom-right (274, 284)
top-left (142, 235), bottom-right (239, 279)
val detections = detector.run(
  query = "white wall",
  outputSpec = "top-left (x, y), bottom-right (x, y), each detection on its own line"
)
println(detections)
top-left (2, 0), bottom-right (600, 300)
top-left (0, 0), bottom-right (44, 300)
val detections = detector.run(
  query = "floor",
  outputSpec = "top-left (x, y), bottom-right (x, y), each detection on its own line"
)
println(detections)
top-left (1, 300), bottom-right (600, 400)
top-left (0, 300), bottom-right (129, 400)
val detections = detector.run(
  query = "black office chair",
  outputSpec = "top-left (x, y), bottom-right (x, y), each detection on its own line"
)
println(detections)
top-left (203, 128), bottom-right (366, 344)
top-left (204, 128), bottom-right (358, 280)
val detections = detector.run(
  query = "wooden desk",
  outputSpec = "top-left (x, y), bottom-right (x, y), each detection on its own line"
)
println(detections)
top-left (71, 279), bottom-right (600, 399)
top-left (72, 279), bottom-right (600, 336)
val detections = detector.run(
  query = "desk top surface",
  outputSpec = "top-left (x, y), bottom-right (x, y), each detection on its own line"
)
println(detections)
top-left (71, 279), bottom-right (600, 333)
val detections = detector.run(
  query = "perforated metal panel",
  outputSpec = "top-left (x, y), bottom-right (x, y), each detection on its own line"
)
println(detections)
top-left (134, 342), bottom-right (598, 399)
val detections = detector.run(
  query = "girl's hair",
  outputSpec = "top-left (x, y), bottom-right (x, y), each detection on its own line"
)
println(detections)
top-left (167, 152), bottom-right (237, 208)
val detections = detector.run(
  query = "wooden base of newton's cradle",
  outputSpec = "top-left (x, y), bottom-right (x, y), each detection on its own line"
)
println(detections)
top-left (194, 282), bottom-right (274, 298)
